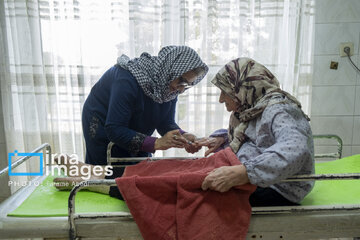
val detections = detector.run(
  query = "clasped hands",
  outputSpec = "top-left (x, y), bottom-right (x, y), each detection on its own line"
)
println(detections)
top-left (154, 130), bottom-right (249, 192)
top-left (154, 129), bottom-right (225, 155)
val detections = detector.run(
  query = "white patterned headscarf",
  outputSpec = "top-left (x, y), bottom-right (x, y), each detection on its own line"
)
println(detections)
top-left (117, 46), bottom-right (208, 103)
top-left (212, 58), bottom-right (309, 153)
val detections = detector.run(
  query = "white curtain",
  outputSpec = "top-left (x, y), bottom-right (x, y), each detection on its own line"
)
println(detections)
top-left (0, 0), bottom-right (315, 187)
top-left (166, 0), bottom-right (315, 157)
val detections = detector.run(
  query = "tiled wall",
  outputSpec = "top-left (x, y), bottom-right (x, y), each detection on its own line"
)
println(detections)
top-left (311, 0), bottom-right (360, 158)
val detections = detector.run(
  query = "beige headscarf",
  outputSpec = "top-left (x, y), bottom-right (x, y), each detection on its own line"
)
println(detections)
top-left (211, 57), bottom-right (309, 153)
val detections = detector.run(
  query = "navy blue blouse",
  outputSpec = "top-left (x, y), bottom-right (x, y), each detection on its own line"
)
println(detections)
top-left (82, 66), bottom-right (180, 165)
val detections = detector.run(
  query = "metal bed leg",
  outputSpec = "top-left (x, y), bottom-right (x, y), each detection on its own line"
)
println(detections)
top-left (68, 182), bottom-right (87, 240)
top-left (68, 180), bottom-right (118, 240)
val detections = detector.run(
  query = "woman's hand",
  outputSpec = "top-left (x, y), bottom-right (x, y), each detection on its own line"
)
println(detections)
top-left (154, 129), bottom-right (189, 150)
top-left (201, 165), bottom-right (249, 192)
top-left (195, 137), bottom-right (225, 156)
top-left (182, 133), bottom-right (202, 153)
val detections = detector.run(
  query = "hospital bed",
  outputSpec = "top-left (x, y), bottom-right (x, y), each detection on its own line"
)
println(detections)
top-left (0, 138), bottom-right (359, 240)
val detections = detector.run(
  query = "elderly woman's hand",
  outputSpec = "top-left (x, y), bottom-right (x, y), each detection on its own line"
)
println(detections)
top-left (195, 137), bottom-right (225, 156)
top-left (201, 165), bottom-right (249, 192)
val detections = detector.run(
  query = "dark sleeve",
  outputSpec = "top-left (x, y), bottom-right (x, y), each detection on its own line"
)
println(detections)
top-left (140, 136), bottom-right (157, 153)
top-left (104, 77), bottom-right (146, 155)
top-left (156, 98), bottom-right (181, 136)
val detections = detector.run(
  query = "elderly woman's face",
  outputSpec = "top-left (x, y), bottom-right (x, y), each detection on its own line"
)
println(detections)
top-left (219, 91), bottom-right (239, 112)
top-left (169, 70), bottom-right (198, 93)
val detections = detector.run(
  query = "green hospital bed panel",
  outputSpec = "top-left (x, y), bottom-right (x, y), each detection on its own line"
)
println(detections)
top-left (7, 154), bottom-right (360, 217)
top-left (301, 154), bottom-right (360, 206)
top-left (8, 174), bottom-right (129, 217)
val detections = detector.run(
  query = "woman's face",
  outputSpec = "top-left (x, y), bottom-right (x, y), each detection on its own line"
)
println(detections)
top-left (169, 70), bottom-right (198, 93)
top-left (219, 90), bottom-right (239, 112)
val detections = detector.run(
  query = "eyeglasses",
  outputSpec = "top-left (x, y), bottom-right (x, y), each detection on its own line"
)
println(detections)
top-left (176, 76), bottom-right (192, 90)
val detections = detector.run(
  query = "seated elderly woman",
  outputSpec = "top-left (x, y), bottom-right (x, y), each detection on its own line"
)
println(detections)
top-left (197, 57), bottom-right (314, 206)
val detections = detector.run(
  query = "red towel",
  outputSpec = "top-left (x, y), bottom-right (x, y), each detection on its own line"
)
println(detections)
top-left (116, 147), bottom-right (256, 240)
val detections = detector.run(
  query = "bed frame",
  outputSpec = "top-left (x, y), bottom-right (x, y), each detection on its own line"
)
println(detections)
top-left (1, 139), bottom-right (360, 240)
top-left (312, 134), bottom-right (343, 159)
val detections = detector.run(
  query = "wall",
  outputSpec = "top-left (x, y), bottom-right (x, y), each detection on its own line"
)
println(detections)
top-left (311, 0), bottom-right (360, 158)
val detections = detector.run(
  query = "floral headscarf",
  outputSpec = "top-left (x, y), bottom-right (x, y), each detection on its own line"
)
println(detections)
top-left (117, 46), bottom-right (208, 103)
top-left (211, 57), bottom-right (309, 153)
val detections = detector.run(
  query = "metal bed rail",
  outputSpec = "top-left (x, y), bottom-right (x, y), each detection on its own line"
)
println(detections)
top-left (106, 141), bottom-right (199, 164)
top-left (313, 134), bottom-right (343, 159)
top-left (107, 134), bottom-right (344, 165)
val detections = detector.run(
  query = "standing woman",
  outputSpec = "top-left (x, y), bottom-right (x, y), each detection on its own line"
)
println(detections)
top-left (199, 58), bottom-right (314, 207)
top-left (54, 46), bottom-right (208, 195)
top-left (77, 46), bottom-right (208, 197)
top-left (82, 45), bottom-right (208, 167)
